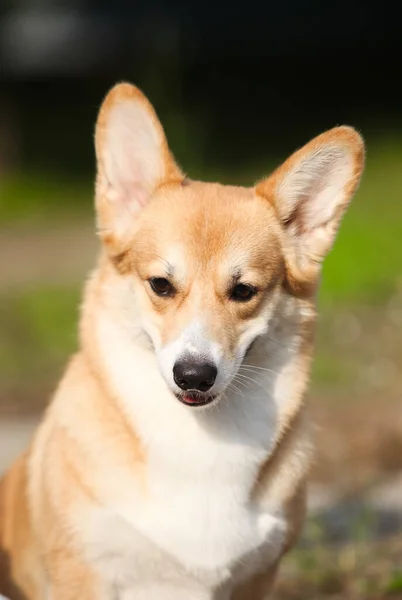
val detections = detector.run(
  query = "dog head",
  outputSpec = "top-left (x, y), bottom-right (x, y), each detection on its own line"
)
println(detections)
top-left (93, 83), bottom-right (364, 407)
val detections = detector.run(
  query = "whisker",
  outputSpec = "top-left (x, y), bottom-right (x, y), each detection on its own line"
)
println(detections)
top-left (235, 373), bottom-right (257, 384)
top-left (231, 377), bottom-right (250, 391)
top-left (227, 382), bottom-right (245, 397)
top-left (235, 373), bottom-right (263, 387)
top-left (239, 365), bottom-right (279, 375)
top-left (235, 373), bottom-right (267, 392)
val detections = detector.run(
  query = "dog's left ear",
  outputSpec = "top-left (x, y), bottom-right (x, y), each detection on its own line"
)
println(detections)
top-left (95, 82), bottom-right (183, 249)
top-left (256, 126), bottom-right (364, 285)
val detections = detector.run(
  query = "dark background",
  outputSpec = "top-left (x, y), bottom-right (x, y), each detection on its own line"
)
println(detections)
top-left (2, 1), bottom-right (402, 175)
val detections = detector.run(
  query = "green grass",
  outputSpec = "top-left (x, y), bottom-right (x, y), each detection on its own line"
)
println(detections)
top-left (0, 172), bottom-right (92, 225)
top-left (320, 139), bottom-right (402, 306)
top-left (0, 286), bottom-right (80, 383)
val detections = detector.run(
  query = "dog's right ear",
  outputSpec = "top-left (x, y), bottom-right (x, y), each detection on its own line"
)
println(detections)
top-left (95, 82), bottom-right (182, 249)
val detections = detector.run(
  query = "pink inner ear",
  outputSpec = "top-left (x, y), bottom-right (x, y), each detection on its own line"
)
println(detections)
top-left (100, 98), bottom-right (166, 211)
top-left (117, 179), bottom-right (149, 211)
top-left (132, 184), bottom-right (148, 208)
top-left (104, 138), bottom-right (158, 215)
top-left (279, 146), bottom-right (352, 235)
top-left (298, 177), bottom-right (335, 233)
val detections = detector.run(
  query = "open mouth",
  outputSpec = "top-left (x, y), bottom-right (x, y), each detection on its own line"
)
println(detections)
top-left (175, 391), bottom-right (217, 407)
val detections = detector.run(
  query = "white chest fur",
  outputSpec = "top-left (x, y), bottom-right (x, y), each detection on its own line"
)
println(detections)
top-left (82, 315), bottom-right (288, 595)
top-left (86, 436), bottom-right (286, 595)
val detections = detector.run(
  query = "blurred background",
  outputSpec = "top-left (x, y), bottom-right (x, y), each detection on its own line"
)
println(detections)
top-left (1, 1), bottom-right (402, 597)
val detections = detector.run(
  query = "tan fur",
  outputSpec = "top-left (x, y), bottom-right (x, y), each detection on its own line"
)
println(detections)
top-left (0, 82), bottom-right (364, 599)
top-left (126, 181), bottom-right (284, 352)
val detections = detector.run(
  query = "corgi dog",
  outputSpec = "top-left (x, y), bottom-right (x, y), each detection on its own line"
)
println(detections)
top-left (0, 83), bottom-right (364, 600)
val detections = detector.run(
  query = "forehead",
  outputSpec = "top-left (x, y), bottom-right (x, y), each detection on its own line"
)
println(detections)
top-left (135, 181), bottom-right (283, 272)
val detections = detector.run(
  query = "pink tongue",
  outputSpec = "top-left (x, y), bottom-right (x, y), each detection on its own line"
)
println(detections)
top-left (184, 394), bottom-right (198, 403)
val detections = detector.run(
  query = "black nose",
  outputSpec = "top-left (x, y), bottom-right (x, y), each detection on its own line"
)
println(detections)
top-left (173, 360), bottom-right (218, 392)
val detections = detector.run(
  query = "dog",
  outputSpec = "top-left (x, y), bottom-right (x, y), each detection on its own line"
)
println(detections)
top-left (0, 82), bottom-right (364, 599)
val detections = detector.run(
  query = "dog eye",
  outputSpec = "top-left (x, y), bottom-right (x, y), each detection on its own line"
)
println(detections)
top-left (149, 277), bottom-right (175, 297)
top-left (230, 283), bottom-right (257, 302)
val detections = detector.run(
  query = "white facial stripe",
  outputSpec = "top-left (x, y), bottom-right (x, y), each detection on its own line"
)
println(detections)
top-left (158, 320), bottom-right (222, 392)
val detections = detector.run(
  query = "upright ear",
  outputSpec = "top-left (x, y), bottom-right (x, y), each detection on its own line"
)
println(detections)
top-left (256, 126), bottom-right (365, 289)
top-left (95, 82), bottom-right (183, 249)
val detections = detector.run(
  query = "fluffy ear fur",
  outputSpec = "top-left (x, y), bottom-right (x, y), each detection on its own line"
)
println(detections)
top-left (256, 126), bottom-right (365, 288)
top-left (95, 82), bottom-right (183, 250)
